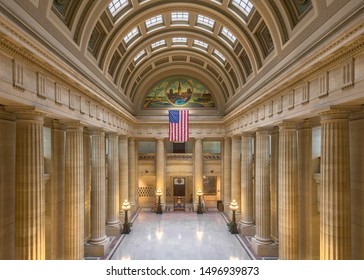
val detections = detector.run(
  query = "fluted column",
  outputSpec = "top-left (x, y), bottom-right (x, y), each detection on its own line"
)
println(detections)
top-left (84, 128), bottom-right (91, 242)
top-left (239, 132), bottom-right (255, 235)
top-left (15, 110), bottom-right (45, 260)
top-left (320, 110), bottom-right (351, 260)
top-left (223, 137), bottom-right (232, 213)
top-left (194, 137), bottom-right (203, 210)
top-left (297, 121), bottom-right (320, 259)
top-left (156, 138), bottom-right (166, 209)
top-left (64, 122), bottom-right (84, 260)
top-left (252, 128), bottom-right (277, 256)
top-left (231, 136), bottom-right (241, 219)
top-left (89, 129), bottom-right (108, 246)
top-left (106, 133), bottom-right (120, 235)
top-left (119, 136), bottom-right (129, 220)
top-left (0, 108), bottom-right (15, 259)
top-left (278, 122), bottom-right (298, 260)
top-left (50, 120), bottom-right (65, 260)
top-left (128, 138), bottom-right (137, 212)
top-left (270, 127), bottom-right (279, 243)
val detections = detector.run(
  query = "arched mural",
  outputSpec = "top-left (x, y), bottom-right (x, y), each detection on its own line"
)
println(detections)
top-left (143, 76), bottom-right (216, 108)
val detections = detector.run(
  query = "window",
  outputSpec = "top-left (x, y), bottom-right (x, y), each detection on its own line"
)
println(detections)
top-left (231, 0), bottom-right (253, 15)
top-left (193, 40), bottom-right (208, 50)
top-left (108, 0), bottom-right (128, 16)
top-left (171, 12), bottom-right (189, 24)
top-left (151, 40), bottom-right (166, 50)
top-left (196, 15), bottom-right (215, 29)
top-left (213, 49), bottom-right (226, 63)
top-left (133, 49), bottom-right (146, 62)
top-left (145, 15), bottom-right (163, 29)
top-left (172, 37), bottom-right (188, 46)
top-left (221, 27), bottom-right (236, 44)
top-left (123, 27), bottom-right (139, 44)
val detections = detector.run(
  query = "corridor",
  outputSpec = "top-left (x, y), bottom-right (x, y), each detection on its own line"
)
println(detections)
top-left (109, 211), bottom-right (252, 260)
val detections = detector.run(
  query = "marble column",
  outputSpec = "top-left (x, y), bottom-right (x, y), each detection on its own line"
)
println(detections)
top-left (297, 121), bottom-right (320, 259)
top-left (50, 120), bottom-right (65, 260)
top-left (128, 138), bottom-right (137, 212)
top-left (106, 133), bottom-right (121, 235)
top-left (194, 137), bottom-right (203, 210)
top-left (0, 109), bottom-right (15, 259)
top-left (320, 110), bottom-right (351, 260)
top-left (15, 110), bottom-right (45, 260)
top-left (64, 122), bottom-right (84, 260)
top-left (86, 129), bottom-right (109, 256)
top-left (223, 137), bottom-right (232, 214)
top-left (119, 136), bottom-right (129, 221)
top-left (270, 127), bottom-right (279, 243)
top-left (278, 122), bottom-right (298, 260)
top-left (83, 128), bottom-right (91, 242)
top-left (239, 132), bottom-right (255, 235)
top-left (252, 128), bottom-right (278, 256)
top-left (231, 136), bottom-right (241, 220)
top-left (156, 138), bottom-right (166, 209)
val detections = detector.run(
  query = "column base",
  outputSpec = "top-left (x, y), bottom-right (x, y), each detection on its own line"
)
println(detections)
top-left (106, 223), bottom-right (121, 236)
top-left (84, 238), bottom-right (111, 257)
top-left (238, 222), bottom-right (256, 236)
top-left (251, 237), bottom-right (278, 257)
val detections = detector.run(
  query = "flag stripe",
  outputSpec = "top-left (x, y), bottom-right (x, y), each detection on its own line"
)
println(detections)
top-left (168, 110), bottom-right (189, 142)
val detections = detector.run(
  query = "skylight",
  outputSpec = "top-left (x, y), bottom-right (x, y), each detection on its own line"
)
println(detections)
top-left (145, 15), bottom-right (163, 29)
top-left (221, 27), bottom-right (237, 44)
top-left (172, 37), bottom-right (188, 45)
top-left (108, 0), bottom-right (128, 16)
top-left (231, 0), bottom-right (253, 16)
top-left (193, 40), bottom-right (208, 50)
top-left (197, 15), bottom-right (215, 29)
top-left (133, 49), bottom-right (146, 62)
top-left (171, 12), bottom-right (189, 23)
top-left (151, 40), bottom-right (166, 49)
top-left (213, 49), bottom-right (226, 62)
top-left (123, 27), bottom-right (139, 44)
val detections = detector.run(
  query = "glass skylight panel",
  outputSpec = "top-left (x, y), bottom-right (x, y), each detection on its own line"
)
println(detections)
top-left (108, 0), bottom-right (128, 16)
top-left (151, 40), bottom-right (166, 49)
top-left (197, 15), bottom-right (215, 29)
top-left (123, 27), bottom-right (139, 44)
top-left (171, 12), bottom-right (189, 23)
top-left (145, 15), bottom-right (163, 28)
top-left (213, 49), bottom-right (226, 62)
top-left (172, 37), bottom-right (188, 45)
top-left (193, 40), bottom-right (208, 49)
top-left (232, 0), bottom-right (253, 15)
top-left (133, 50), bottom-right (146, 62)
top-left (221, 27), bottom-right (237, 43)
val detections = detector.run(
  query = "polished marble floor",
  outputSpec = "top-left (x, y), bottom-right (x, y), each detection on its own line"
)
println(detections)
top-left (109, 210), bottom-right (252, 260)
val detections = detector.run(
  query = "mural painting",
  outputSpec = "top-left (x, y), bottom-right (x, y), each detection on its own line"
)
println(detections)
top-left (143, 76), bottom-right (216, 108)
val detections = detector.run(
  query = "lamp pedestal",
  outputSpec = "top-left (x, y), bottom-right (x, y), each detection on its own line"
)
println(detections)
top-left (122, 210), bottom-right (130, 234)
top-left (230, 209), bottom-right (238, 234)
top-left (156, 195), bottom-right (163, 214)
top-left (197, 195), bottom-right (203, 214)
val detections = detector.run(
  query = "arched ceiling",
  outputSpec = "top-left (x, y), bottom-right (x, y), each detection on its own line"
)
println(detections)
top-left (5, 0), bottom-right (357, 119)
top-left (49, 0), bottom-right (305, 116)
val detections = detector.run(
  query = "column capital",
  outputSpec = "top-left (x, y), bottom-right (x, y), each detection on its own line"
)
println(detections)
top-left (106, 131), bottom-right (119, 138)
top-left (63, 121), bottom-right (84, 131)
top-left (241, 131), bottom-right (255, 137)
top-left (51, 120), bottom-right (65, 131)
top-left (118, 134), bottom-right (128, 140)
top-left (90, 128), bottom-right (105, 135)
top-left (0, 107), bottom-right (15, 121)
top-left (155, 136), bottom-right (165, 141)
top-left (278, 120), bottom-right (298, 130)
top-left (319, 109), bottom-right (351, 121)
top-left (11, 107), bottom-right (45, 123)
top-left (269, 126), bottom-right (279, 135)
top-left (255, 127), bottom-right (273, 134)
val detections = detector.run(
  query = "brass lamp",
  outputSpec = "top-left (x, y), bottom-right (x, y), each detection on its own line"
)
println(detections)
top-left (197, 188), bottom-right (203, 214)
top-left (156, 188), bottom-right (163, 214)
top-left (122, 199), bottom-right (131, 234)
top-left (229, 200), bottom-right (239, 234)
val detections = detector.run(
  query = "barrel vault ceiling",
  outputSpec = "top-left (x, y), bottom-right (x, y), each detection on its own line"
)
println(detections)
top-left (1, 0), bottom-right (363, 122)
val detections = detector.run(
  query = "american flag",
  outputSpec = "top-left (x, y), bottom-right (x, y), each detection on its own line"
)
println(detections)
top-left (168, 110), bottom-right (189, 143)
